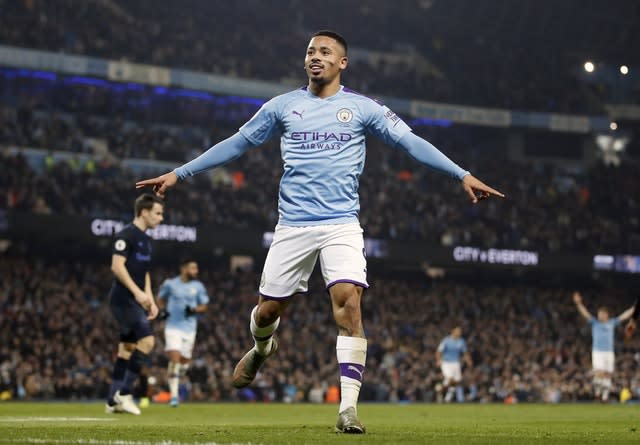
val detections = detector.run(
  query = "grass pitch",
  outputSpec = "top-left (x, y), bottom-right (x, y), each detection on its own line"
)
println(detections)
top-left (0, 402), bottom-right (637, 445)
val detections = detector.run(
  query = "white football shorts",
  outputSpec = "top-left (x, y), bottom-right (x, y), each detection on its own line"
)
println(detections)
top-left (592, 351), bottom-right (615, 373)
top-left (164, 328), bottom-right (197, 359)
top-left (259, 223), bottom-right (369, 298)
top-left (441, 361), bottom-right (462, 383)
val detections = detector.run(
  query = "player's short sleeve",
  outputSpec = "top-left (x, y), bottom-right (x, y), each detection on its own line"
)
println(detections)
top-left (158, 279), bottom-right (171, 300)
top-left (112, 232), bottom-right (131, 257)
top-left (364, 100), bottom-right (412, 146)
top-left (612, 318), bottom-right (621, 327)
top-left (437, 340), bottom-right (445, 352)
top-left (197, 282), bottom-right (209, 305)
top-left (239, 98), bottom-right (281, 145)
top-left (588, 317), bottom-right (596, 326)
top-left (461, 340), bottom-right (468, 353)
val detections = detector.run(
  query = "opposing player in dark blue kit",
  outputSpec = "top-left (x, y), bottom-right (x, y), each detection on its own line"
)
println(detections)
top-left (136, 30), bottom-right (504, 432)
top-left (106, 194), bottom-right (164, 415)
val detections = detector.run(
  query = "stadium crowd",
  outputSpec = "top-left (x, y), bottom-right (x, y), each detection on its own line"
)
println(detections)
top-left (2, 119), bottom-right (639, 253)
top-left (2, 0), bottom-right (635, 112)
top-left (1, 255), bottom-right (638, 403)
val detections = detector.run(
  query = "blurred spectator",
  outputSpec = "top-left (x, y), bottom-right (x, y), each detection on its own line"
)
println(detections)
top-left (0, 255), bottom-right (638, 403)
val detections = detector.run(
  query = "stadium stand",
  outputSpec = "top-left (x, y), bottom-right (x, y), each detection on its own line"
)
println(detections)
top-left (1, 0), bottom-right (637, 112)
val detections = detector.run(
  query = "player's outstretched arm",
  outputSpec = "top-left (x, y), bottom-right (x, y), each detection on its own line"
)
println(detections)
top-left (617, 304), bottom-right (637, 323)
top-left (572, 291), bottom-right (593, 320)
top-left (395, 132), bottom-right (504, 203)
top-left (135, 132), bottom-right (254, 197)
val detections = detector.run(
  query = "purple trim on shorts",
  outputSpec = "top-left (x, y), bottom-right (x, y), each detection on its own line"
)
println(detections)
top-left (326, 279), bottom-right (369, 290)
top-left (259, 291), bottom-right (309, 301)
top-left (340, 363), bottom-right (365, 382)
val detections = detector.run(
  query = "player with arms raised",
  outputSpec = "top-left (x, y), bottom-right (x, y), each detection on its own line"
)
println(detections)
top-left (136, 30), bottom-right (504, 432)
top-left (158, 258), bottom-right (209, 407)
top-left (573, 291), bottom-right (635, 402)
top-left (106, 194), bottom-right (163, 415)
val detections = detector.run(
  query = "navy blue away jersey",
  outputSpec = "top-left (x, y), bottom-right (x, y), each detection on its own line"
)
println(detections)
top-left (109, 223), bottom-right (153, 307)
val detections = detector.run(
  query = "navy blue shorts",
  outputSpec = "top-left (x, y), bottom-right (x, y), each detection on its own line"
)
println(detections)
top-left (110, 303), bottom-right (153, 343)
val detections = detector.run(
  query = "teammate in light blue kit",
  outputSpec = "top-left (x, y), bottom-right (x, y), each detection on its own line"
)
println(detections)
top-left (436, 327), bottom-right (473, 403)
top-left (158, 258), bottom-right (209, 407)
top-left (137, 30), bottom-right (504, 432)
top-left (573, 291), bottom-right (635, 401)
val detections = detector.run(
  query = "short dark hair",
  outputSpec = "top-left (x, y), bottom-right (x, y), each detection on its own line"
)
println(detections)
top-left (312, 30), bottom-right (348, 54)
top-left (134, 193), bottom-right (164, 216)
top-left (179, 256), bottom-right (197, 267)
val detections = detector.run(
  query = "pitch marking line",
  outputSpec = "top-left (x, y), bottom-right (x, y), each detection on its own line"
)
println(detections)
top-left (0, 439), bottom-right (260, 445)
top-left (0, 417), bottom-right (116, 422)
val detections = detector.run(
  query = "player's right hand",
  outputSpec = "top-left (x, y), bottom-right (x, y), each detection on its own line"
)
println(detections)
top-left (147, 302), bottom-right (159, 320)
top-left (135, 171), bottom-right (178, 199)
top-left (572, 292), bottom-right (582, 304)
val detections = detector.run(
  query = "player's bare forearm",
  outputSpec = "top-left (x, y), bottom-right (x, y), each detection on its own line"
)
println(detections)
top-left (575, 302), bottom-right (592, 321)
top-left (144, 273), bottom-right (153, 298)
top-left (195, 304), bottom-right (207, 314)
top-left (617, 306), bottom-right (636, 322)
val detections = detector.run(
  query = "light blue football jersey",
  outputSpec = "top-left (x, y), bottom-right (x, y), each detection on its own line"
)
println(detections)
top-left (158, 276), bottom-right (209, 332)
top-left (438, 336), bottom-right (468, 363)
top-left (239, 86), bottom-right (413, 226)
top-left (589, 318), bottom-right (620, 352)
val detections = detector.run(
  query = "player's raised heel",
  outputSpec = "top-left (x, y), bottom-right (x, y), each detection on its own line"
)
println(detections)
top-left (232, 339), bottom-right (278, 388)
top-left (335, 407), bottom-right (366, 434)
top-left (114, 390), bottom-right (141, 415)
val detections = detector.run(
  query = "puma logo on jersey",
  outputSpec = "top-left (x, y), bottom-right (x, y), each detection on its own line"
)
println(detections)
top-left (292, 110), bottom-right (305, 119)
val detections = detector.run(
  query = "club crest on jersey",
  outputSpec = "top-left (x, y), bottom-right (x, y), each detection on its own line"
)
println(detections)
top-left (336, 108), bottom-right (353, 123)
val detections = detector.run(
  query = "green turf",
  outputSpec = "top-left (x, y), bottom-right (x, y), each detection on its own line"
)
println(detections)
top-left (0, 402), bottom-right (637, 445)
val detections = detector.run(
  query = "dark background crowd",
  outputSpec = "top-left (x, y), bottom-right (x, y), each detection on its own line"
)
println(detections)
top-left (1, 255), bottom-right (638, 403)
top-left (0, 0), bottom-right (639, 405)
top-left (1, 0), bottom-right (638, 112)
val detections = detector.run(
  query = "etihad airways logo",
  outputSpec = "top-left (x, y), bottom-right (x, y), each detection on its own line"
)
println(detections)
top-left (291, 131), bottom-right (352, 151)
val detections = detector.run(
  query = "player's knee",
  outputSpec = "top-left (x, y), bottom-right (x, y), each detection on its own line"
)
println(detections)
top-left (256, 300), bottom-right (284, 326)
top-left (332, 291), bottom-right (362, 329)
top-left (136, 335), bottom-right (155, 354)
top-left (118, 342), bottom-right (136, 358)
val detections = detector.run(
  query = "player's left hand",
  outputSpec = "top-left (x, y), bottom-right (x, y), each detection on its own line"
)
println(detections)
top-left (461, 174), bottom-right (505, 204)
top-left (185, 305), bottom-right (196, 317)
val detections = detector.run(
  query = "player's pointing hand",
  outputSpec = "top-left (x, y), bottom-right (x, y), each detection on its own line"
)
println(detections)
top-left (461, 174), bottom-right (505, 204)
top-left (135, 171), bottom-right (178, 198)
